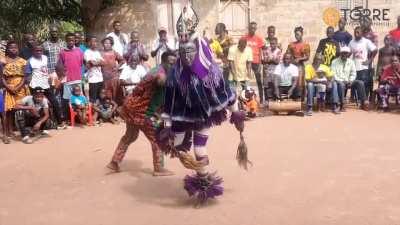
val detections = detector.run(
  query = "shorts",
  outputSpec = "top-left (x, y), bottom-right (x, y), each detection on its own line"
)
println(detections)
top-left (99, 109), bottom-right (113, 120)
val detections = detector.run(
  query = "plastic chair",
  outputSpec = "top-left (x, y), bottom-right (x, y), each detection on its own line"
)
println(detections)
top-left (69, 103), bottom-right (93, 127)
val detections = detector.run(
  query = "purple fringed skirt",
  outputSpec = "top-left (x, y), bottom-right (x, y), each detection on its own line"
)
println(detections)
top-left (164, 63), bottom-right (236, 132)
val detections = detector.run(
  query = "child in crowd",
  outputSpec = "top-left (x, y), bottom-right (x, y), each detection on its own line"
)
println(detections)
top-left (314, 67), bottom-right (328, 111)
top-left (84, 35), bottom-right (104, 103)
top-left (239, 88), bottom-right (259, 118)
top-left (70, 85), bottom-right (89, 125)
top-left (261, 37), bottom-right (282, 103)
top-left (93, 89), bottom-right (118, 124)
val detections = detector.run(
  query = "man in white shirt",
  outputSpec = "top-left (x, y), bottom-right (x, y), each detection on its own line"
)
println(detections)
top-left (272, 53), bottom-right (299, 100)
top-left (349, 26), bottom-right (378, 99)
top-left (120, 54), bottom-right (147, 95)
top-left (151, 27), bottom-right (175, 65)
top-left (84, 35), bottom-right (104, 102)
top-left (25, 44), bottom-right (65, 128)
top-left (106, 21), bottom-right (129, 56)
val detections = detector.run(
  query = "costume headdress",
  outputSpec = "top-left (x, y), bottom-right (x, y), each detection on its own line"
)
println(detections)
top-left (176, 2), bottom-right (199, 36)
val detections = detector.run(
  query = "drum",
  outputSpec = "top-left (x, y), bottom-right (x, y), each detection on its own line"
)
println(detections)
top-left (269, 100), bottom-right (302, 113)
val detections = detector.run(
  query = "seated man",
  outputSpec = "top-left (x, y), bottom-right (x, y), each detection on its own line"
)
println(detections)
top-left (272, 52), bottom-right (299, 100)
top-left (304, 53), bottom-right (338, 115)
top-left (70, 86), bottom-right (89, 125)
top-left (14, 87), bottom-right (50, 144)
top-left (376, 55), bottom-right (400, 110)
top-left (93, 89), bottom-right (118, 123)
top-left (331, 46), bottom-right (369, 111)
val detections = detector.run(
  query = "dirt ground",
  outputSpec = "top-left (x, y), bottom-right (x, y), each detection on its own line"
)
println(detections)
top-left (1, 110), bottom-right (400, 225)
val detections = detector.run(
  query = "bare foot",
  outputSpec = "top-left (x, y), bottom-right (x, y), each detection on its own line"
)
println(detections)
top-left (153, 168), bottom-right (175, 177)
top-left (106, 161), bottom-right (120, 172)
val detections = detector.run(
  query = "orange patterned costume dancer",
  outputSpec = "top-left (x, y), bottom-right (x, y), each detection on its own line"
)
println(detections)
top-left (107, 62), bottom-right (174, 176)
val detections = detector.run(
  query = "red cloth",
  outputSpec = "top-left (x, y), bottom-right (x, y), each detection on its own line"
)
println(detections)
top-left (242, 34), bottom-right (265, 64)
top-left (58, 47), bottom-right (83, 82)
top-left (389, 28), bottom-right (400, 44)
top-left (381, 65), bottom-right (400, 86)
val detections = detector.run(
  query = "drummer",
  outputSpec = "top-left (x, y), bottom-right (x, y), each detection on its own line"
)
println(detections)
top-left (272, 53), bottom-right (299, 100)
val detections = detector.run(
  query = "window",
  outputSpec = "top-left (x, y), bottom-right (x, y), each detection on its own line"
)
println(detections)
top-left (156, 0), bottom-right (183, 35)
top-left (219, 0), bottom-right (250, 38)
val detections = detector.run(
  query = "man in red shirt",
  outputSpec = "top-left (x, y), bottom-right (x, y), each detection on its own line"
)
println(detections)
top-left (377, 55), bottom-right (400, 110)
top-left (243, 22), bottom-right (265, 104)
top-left (389, 16), bottom-right (400, 48)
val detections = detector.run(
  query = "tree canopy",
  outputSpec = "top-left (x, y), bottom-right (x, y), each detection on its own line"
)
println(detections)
top-left (0, 0), bottom-right (115, 40)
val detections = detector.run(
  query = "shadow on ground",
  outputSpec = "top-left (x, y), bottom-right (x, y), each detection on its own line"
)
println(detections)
top-left (121, 160), bottom-right (220, 209)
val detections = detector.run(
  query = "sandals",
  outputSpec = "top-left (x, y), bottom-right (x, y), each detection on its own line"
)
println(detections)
top-left (2, 136), bottom-right (11, 144)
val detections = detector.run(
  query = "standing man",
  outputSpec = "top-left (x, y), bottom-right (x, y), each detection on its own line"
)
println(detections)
top-left (332, 18), bottom-right (352, 46)
top-left (349, 26), bottom-right (377, 100)
top-left (242, 22), bottom-right (265, 104)
top-left (106, 21), bottom-right (129, 57)
top-left (265, 26), bottom-right (282, 49)
top-left (57, 33), bottom-right (84, 113)
top-left (124, 30), bottom-right (149, 64)
top-left (75, 31), bottom-right (87, 53)
top-left (316, 26), bottom-right (340, 66)
top-left (20, 33), bottom-right (36, 60)
top-left (151, 27), bottom-right (175, 65)
top-left (331, 46), bottom-right (369, 111)
top-left (42, 26), bottom-right (67, 129)
top-left (227, 38), bottom-right (253, 93)
top-left (361, 17), bottom-right (379, 47)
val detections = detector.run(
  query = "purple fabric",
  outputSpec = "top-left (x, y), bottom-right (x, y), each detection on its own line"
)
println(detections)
top-left (171, 109), bottom-right (228, 132)
top-left (183, 173), bottom-right (224, 203)
top-left (193, 133), bottom-right (208, 146)
top-left (176, 132), bottom-right (193, 152)
top-left (191, 38), bottom-right (212, 79)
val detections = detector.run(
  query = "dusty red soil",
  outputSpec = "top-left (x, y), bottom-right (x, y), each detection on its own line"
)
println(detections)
top-left (1, 110), bottom-right (400, 225)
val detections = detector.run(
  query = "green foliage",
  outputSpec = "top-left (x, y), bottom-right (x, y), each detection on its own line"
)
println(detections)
top-left (0, 0), bottom-right (81, 40)
top-left (0, 0), bottom-right (117, 42)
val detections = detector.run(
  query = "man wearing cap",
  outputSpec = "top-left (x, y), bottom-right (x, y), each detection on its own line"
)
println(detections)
top-left (14, 87), bottom-right (51, 144)
top-left (151, 27), bottom-right (176, 65)
top-left (331, 46), bottom-right (368, 111)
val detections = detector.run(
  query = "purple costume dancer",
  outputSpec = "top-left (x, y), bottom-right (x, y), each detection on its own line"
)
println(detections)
top-left (157, 4), bottom-right (245, 205)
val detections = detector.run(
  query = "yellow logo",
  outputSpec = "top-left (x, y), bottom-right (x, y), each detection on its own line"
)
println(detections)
top-left (323, 7), bottom-right (341, 27)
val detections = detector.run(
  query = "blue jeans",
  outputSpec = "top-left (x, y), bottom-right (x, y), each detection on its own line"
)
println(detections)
top-left (306, 82), bottom-right (339, 107)
top-left (356, 69), bottom-right (373, 98)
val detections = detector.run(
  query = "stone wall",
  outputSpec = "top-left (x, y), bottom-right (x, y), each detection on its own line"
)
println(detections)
top-left (92, 0), bottom-right (400, 65)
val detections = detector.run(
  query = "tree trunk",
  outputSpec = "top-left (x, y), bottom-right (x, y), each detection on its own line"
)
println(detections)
top-left (81, 0), bottom-right (103, 33)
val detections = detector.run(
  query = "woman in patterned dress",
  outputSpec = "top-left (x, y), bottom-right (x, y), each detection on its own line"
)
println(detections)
top-left (1, 41), bottom-right (29, 143)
